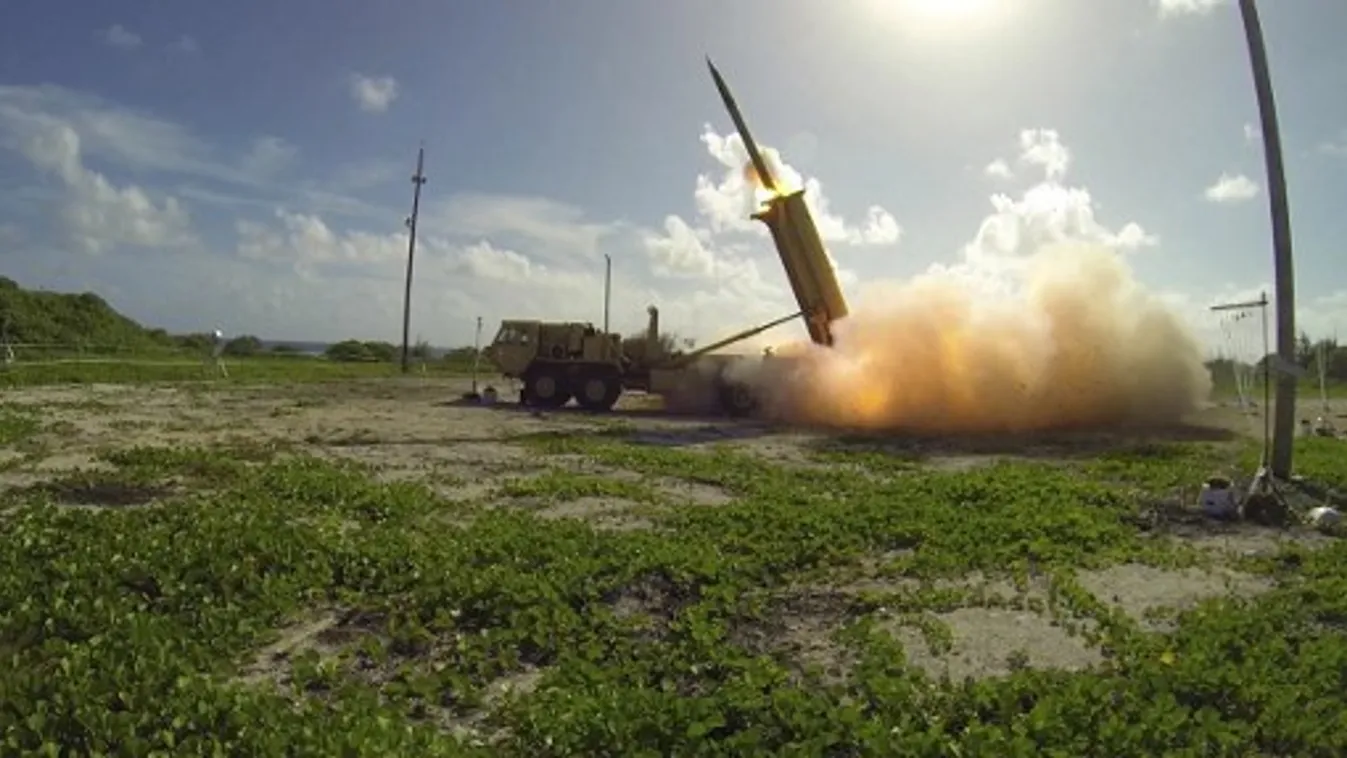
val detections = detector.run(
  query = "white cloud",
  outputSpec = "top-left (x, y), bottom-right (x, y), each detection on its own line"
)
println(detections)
top-left (0, 84), bottom-right (393, 225)
top-left (326, 159), bottom-right (401, 193)
top-left (236, 209), bottom-right (402, 271)
top-left (1156, 0), bottom-right (1229, 17)
top-left (857, 206), bottom-right (902, 245)
top-left (169, 35), bottom-right (200, 54)
top-left (240, 136), bottom-right (298, 178)
top-left (642, 216), bottom-right (717, 279)
top-left (690, 124), bottom-right (902, 247)
top-left (10, 119), bottom-right (193, 254)
top-left (1204, 172), bottom-right (1259, 203)
top-left (426, 193), bottom-right (618, 264)
top-left (1319, 130), bottom-right (1347, 157)
top-left (1243, 123), bottom-right (1260, 145)
top-left (1017, 129), bottom-right (1070, 181)
top-left (348, 74), bottom-right (399, 113)
top-left (959, 128), bottom-right (1157, 265)
top-left (100, 24), bottom-right (141, 51)
top-left (984, 159), bottom-right (1013, 179)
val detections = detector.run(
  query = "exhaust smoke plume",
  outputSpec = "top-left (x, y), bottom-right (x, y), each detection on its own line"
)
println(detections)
top-left (747, 241), bottom-right (1213, 433)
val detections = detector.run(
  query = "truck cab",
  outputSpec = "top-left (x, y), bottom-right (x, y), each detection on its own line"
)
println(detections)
top-left (484, 318), bottom-right (628, 411)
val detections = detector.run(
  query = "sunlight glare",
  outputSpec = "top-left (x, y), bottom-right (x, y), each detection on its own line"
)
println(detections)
top-left (908, 0), bottom-right (992, 19)
top-left (874, 0), bottom-right (1005, 32)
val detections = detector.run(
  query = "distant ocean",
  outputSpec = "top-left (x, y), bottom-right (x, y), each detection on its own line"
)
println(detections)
top-left (257, 340), bottom-right (456, 358)
top-left (258, 340), bottom-right (329, 357)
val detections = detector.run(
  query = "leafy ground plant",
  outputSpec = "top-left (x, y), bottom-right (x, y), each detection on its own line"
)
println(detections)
top-left (0, 419), bottom-right (1345, 756)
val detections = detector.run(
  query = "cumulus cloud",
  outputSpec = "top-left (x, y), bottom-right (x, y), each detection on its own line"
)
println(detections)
top-left (1156, 0), bottom-right (1229, 17)
top-left (169, 35), bottom-right (200, 54)
top-left (348, 74), bottom-right (399, 113)
top-left (1204, 172), bottom-right (1259, 203)
top-left (3, 113), bottom-right (193, 254)
top-left (984, 159), bottom-right (1013, 179)
top-left (1319, 130), bottom-right (1347, 157)
top-left (959, 129), bottom-right (1158, 268)
top-left (690, 124), bottom-right (902, 246)
top-left (99, 24), bottom-right (141, 51)
top-left (240, 136), bottom-right (298, 178)
top-left (1017, 128), bottom-right (1070, 181)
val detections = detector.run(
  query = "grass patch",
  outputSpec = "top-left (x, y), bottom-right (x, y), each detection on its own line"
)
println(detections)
top-left (0, 406), bottom-right (41, 446)
top-left (2, 418), bottom-right (1346, 755)
top-left (0, 356), bottom-right (476, 388)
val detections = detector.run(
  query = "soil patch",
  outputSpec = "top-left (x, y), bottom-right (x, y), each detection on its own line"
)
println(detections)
top-left (1077, 563), bottom-right (1274, 631)
top-left (883, 607), bottom-right (1102, 682)
top-left (732, 588), bottom-right (860, 686)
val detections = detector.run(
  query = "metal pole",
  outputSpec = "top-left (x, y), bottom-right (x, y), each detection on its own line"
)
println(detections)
top-left (1260, 292), bottom-right (1271, 463)
top-left (1238, 0), bottom-right (1297, 479)
top-left (603, 254), bottom-right (612, 333)
top-left (401, 145), bottom-right (428, 374)
top-left (471, 316), bottom-right (483, 394)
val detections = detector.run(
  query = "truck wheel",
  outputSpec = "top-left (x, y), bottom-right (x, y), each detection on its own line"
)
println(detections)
top-left (576, 374), bottom-right (621, 412)
top-left (718, 381), bottom-right (757, 417)
top-left (525, 372), bottom-right (570, 408)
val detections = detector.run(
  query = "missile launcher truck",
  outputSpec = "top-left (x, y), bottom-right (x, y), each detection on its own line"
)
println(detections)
top-left (485, 58), bottom-right (850, 416)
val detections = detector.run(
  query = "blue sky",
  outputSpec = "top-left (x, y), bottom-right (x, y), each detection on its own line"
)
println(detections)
top-left (0, 0), bottom-right (1344, 349)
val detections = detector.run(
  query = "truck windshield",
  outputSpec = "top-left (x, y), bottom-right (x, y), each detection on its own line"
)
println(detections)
top-left (493, 325), bottom-right (531, 345)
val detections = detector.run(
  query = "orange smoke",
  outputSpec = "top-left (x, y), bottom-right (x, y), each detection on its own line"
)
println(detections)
top-left (744, 241), bottom-right (1213, 433)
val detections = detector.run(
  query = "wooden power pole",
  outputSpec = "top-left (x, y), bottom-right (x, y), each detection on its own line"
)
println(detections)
top-left (400, 145), bottom-right (428, 374)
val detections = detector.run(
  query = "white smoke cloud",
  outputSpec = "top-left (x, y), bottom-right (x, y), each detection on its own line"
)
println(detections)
top-left (750, 129), bottom-right (1210, 433)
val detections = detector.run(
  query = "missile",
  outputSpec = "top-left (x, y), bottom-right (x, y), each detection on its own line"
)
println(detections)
top-left (706, 57), bottom-right (778, 193)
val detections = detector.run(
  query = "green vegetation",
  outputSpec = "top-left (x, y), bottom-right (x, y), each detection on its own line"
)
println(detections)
top-left (0, 355), bottom-right (478, 387)
top-left (2, 418), bottom-right (1345, 755)
top-left (0, 279), bottom-right (483, 385)
top-left (0, 277), bottom-right (175, 352)
top-left (324, 339), bottom-right (402, 363)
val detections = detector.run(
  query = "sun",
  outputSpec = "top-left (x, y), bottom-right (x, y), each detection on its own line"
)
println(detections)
top-left (873, 0), bottom-right (1005, 31)
top-left (905, 0), bottom-right (993, 19)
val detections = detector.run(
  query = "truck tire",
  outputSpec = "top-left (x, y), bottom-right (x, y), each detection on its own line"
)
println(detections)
top-left (576, 373), bottom-right (622, 412)
top-left (525, 372), bottom-right (570, 409)
top-left (718, 380), bottom-right (757, 417)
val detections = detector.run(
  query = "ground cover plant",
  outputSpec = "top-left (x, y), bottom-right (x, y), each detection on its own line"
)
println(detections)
top-left (0, 378), bottom-right (1344, 756)
top-left (0, 354), bottom-right (476, 388)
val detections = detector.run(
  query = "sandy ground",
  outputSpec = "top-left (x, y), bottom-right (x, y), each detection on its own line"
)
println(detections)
top-left (3, 376), bottom-right (1342, 684)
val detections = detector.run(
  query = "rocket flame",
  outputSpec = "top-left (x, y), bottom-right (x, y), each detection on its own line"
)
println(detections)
top-left (742, 160), bottom-right (770, 189)
top-left (743, 160), bottom-right (785, 207)
top-left (738, 241), bottom-right (1213, 434)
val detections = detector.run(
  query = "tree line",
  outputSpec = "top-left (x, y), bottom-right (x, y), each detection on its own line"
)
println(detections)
top-left (1208, 333), bottom-right (1347, 382)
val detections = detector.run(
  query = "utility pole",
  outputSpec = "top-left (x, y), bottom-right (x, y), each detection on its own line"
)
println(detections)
top-left (1238, 0), bottom-right (1297, 479)
top-left (603, 254), bottom-right (612, 333)
top-left (400, 144), bottom-right (428, 374)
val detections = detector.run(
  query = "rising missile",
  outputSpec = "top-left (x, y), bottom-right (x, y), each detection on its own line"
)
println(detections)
top-left (706, 57), bottom-right (778, 193)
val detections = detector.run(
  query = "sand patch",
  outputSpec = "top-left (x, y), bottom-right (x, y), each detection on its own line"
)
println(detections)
top-left (655, 477), bottom-right (735, 506)
top-left (533, 496), bottom-right (653, 531)
top-left (1077, 562), bottom-right (1274, 631)
top-left (884, 607), bottom-right (1101, 682)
